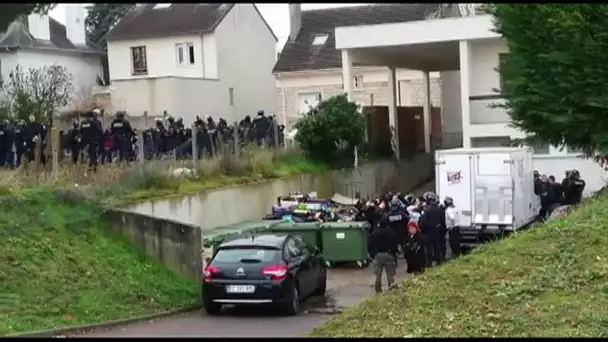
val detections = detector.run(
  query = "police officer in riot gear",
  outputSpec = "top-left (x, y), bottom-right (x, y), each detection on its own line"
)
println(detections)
top-left (563, 169), bottom-right (585, 205)
top-left (80, 111), bottom-right (103, 168)
top-left (110, 111), bottom-right (134, 162)
top-left (384, 198), bottom-right (409, 251)
top-left (13, 120), bottom-right (26, 168)
top-left (369, 217), bottom-right (399, 293)
top-left (252, 110), bottom-right (269, 146)
top-left (68, 121), bottom-right (82, 164)
top-left (419, 192), bottom-right (446, 267)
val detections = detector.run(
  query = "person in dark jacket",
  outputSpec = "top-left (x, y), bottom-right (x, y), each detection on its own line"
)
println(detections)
top-left (419, 192), bottom-right (446, 268)
top-left (404, 221), bottom-right (425, 274)
top-left (370, 220), bottom-right (399, 293)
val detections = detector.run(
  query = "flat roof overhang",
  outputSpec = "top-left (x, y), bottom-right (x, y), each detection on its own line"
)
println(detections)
top-left (335, 15), bottom-right (501, 71)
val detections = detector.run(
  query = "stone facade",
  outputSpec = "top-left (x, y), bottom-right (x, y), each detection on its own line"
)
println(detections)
top-left (277, 76), bottom-right (443, 130)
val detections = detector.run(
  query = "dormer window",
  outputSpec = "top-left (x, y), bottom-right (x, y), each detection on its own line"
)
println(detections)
top-left (312, 34), bottom-right (328, 46)
top-left (153, 3), bottom-right (172, 10)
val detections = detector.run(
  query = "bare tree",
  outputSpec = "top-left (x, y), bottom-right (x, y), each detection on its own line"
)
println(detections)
top-left (1, 64), bottom-right (73, 124)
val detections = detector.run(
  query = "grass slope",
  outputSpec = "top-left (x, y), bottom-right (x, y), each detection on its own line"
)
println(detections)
top-left (311, 195), bottom-right (608, 337)
top-left (0, 190), bottom-right (199, 335)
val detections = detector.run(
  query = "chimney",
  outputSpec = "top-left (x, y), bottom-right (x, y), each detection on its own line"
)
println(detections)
top-left (288, 4), bottom-right (301, 42)
top-left (65, 4), bottom-right (86, 45)
top-left (27, 14), bottom-right (50, 41)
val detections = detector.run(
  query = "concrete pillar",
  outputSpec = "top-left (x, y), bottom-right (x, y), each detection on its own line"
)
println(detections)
top-left (459, 40), bottom-right (472, 148)
top-left (387, 66), bottom-right (399, 159)
top-left (341, 49), bottom-right (354, 101)
top-left (422, 70), bottom-right (432, 153)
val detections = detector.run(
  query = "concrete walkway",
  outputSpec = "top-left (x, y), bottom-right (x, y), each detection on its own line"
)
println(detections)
top-left (80, 265), bottom-right (410, 338)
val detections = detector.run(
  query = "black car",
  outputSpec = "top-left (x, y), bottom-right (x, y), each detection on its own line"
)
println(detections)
top-left (202, 233), bottom-right (327, 315)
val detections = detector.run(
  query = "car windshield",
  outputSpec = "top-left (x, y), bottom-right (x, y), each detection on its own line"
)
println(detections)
top-left (213, 247), bottom-right (280, 263)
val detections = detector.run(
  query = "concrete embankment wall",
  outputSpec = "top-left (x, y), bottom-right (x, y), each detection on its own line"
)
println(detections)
top-left (103, 209), bottom-right (202, 281)
top-left (124, 154), bottom-right (433, 230)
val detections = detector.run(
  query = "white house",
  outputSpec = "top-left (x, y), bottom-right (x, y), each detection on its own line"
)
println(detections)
top-left (105, 3), bottom-right (278, 126)
top-left (334, 14), bottom-right (608, 194)
top-left (0, 5), bottom-right (105, 113)
top-left (273, 4), bottom-right (461, 131)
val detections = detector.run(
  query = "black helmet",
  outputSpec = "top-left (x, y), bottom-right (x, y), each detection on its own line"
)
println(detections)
top-left (426, 192), bottom-right (439, 205)
top-left (533, 170), bottom-right (540, 178)
top-left (444, 196), bottom-right (454, 207)
top-left (571, 169), bottom-right (580, 178)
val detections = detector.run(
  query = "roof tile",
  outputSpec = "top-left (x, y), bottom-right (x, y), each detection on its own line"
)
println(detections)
top-left (273, 4), bottom-right (442, 73)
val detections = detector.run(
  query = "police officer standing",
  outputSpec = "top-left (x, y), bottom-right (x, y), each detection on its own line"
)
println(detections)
top-left (252, 110), bottom-right (269, 146)
top-left (80, 111), bottom-right (103, 169)
top-left (563, 170), bottom-right (585, 205)
top-left (369, 219), bottom-right (399, 293)
top-left (68, 121), bottom-right (82, 164)
top-left (443, 196), bottom-right (461, 258)
top-left (0, 120), bottom-right (8, 167)
top-left (419, 192), bottom-right (446, 268)
top-left (385, 198), bottom-right (409, 252)
top-left (110, 111), bottom-right (134, 162)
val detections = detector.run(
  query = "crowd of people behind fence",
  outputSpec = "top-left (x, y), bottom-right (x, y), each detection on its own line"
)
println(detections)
top-left (0, 109), bottom-right (286, 170)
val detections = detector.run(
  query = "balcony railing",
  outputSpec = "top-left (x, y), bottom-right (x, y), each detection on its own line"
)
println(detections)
top-left (469, 95), bottom-right (510, 125)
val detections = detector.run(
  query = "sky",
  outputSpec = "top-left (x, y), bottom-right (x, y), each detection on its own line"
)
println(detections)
top-left (49, 3), bottom-right (366, 51)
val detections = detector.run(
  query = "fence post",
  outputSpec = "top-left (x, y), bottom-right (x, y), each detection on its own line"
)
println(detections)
top-left (191, 123), bottom-right (198, 165)
top-left (137, 130), bottom-right (144, 164)
top-left (51, 127), bottom-right (59, 180)
top-left (233, 121), bottom-right (239, 156)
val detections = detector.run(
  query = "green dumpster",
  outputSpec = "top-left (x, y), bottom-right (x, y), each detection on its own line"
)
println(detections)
top-left (320, 221), bottom-right (370, 268)
top-left (269, 221), bottom-right (322, 251)
top-left (201, 220), bottom-right (280, 265)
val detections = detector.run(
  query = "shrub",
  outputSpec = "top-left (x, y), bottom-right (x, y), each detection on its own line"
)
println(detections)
top-left (294, 94), bottom-right (366, 165)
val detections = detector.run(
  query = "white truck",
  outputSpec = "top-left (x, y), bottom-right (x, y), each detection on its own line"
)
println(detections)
top-left (435, 147), bottom-right (539, 246)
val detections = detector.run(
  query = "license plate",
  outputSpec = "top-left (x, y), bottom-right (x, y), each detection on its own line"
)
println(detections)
top-left (226, 285), bottom-right (255, 293)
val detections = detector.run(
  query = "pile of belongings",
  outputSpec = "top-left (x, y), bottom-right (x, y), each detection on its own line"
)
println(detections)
top-left (265, 191), bottom-right (367, 223)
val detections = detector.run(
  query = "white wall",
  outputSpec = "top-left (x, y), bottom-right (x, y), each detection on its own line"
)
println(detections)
top-left (214, 4), bottom-right (277, 118)
top-left (107, 34), bottom-right (218, 80)
top-left (464, 37), bottom-right (608, 193)
top-left (275, 67), bottom-right (436, 89)
top-left (468, 38), bottom-right (508, 97)
top-left (439, 70), bottom-right (461, 134)
top-left (0, 49), bottom-right (103, 110)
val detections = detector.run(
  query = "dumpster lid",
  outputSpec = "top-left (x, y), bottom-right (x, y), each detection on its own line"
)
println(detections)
top-left (214, 220), bottom-right (280, 231)
top-left (272, 221), bottom-right (320, 230)
top-left (321, 221), bottom-right (370, 229)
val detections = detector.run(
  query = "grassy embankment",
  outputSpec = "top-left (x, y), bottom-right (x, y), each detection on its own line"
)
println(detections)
top-left (311, 194), bottom-right (608, 337)
top-left (0, 190), bottom-right (198, 335)
top-left (1, 149), bottom-right (328, 335)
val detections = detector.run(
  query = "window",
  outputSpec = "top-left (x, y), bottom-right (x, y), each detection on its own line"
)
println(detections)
top-left (470, 136), bottom-right (511, 148)
top-left (298, 92), bottom-right (322, 116)
top-left (567, 145), bottom-right (583, 154)
top-left (284, 239), bottom-right (302, 259)
top-left (292, 236), bottom-right (311, 255)
top-left (498, 53), bottom-right (509, 91)
top-left (353, 75), bottom-right (364, 89)
top-left (312, 34), bottom-right (328, 46)
top-left (213, 247), bottom-right (280, 263)
top-left (530, 141), bottom-right (550, 155)
top-left (176, 43), bottom-right (195, 66)
top-left (131, 46), bottom-right (147, 75)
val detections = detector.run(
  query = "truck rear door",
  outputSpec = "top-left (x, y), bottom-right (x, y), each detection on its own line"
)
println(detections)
top-left (436, 153), bottom-right (473, 227)
top-left (473, 153), bottom-right (514, 226)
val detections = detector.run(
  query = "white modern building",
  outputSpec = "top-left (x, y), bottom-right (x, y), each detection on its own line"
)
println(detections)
top-left (336, 14), bottom-right (607, 193)
top-left (0, 5), bottom-right (105, 113)
top-left (273, 4), bottom-right (450, 130)
top-left (105, 3), bottom-right (278, 126)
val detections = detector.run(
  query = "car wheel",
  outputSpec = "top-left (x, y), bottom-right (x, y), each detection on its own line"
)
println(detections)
top-left (283, 284), bottom-right (300, 316)
top-left (203, 301), bottom-right (222, 315)
top-left (312, 269), bottom-right (327, 296)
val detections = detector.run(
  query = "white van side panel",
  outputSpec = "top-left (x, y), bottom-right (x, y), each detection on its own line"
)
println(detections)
top-left (436, 151), bottom-right (474, 227)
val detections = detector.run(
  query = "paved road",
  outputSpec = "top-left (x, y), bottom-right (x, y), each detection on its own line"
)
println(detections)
top-left (79, 266), bottom-right (409, 338)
